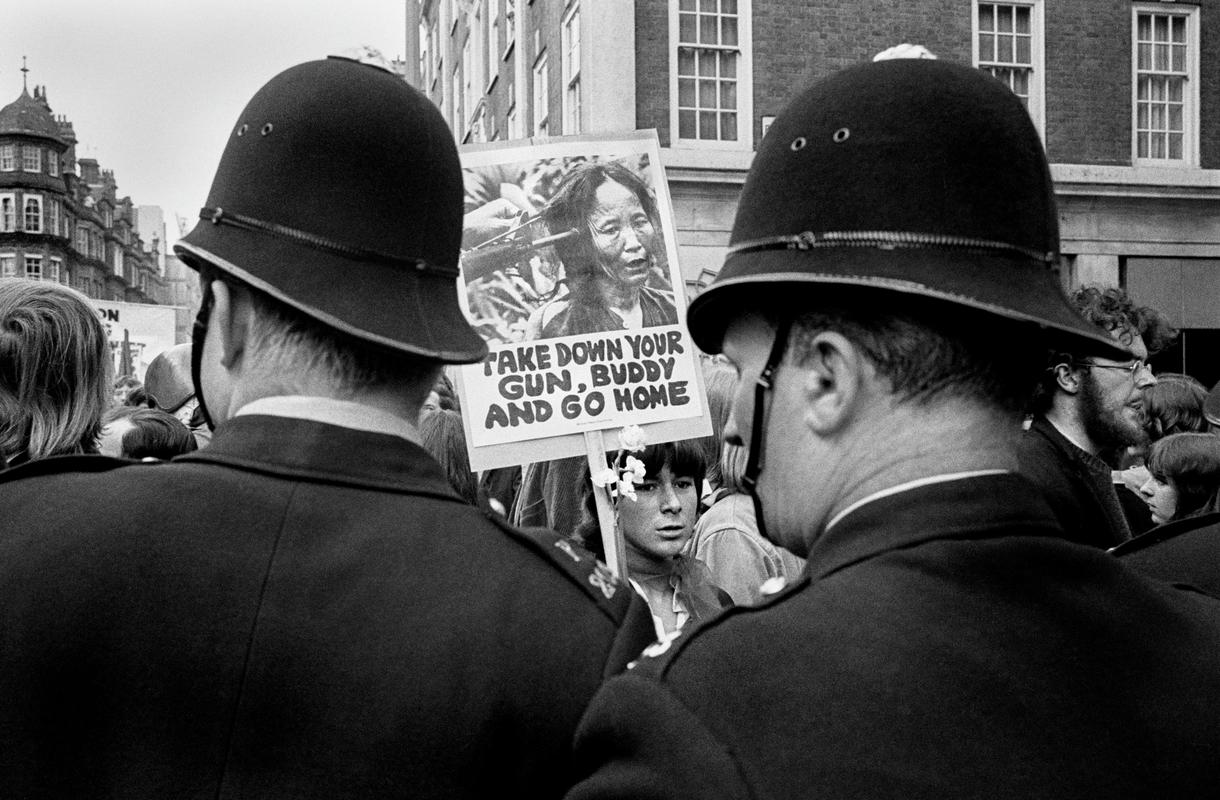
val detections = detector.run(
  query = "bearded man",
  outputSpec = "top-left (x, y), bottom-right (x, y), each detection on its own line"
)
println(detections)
top-left (1017, 285), bottom-right (1173, 547)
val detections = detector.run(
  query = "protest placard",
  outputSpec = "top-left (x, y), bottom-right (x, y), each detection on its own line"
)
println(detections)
top-left (454, 131), bottom-right (710, 474)
top-left (91, 300), bottom-right (183, 381)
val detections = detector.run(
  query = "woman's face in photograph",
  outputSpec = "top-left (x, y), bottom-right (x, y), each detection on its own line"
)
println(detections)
top-left (619, 463), bottom-right (699, 568)
top-left (587, 179), bottom-right (657, 290)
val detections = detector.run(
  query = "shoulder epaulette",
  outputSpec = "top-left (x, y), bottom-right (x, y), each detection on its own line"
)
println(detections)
top-left (0, 453), bottom-right (149, 484)
top-left (482, 511), bottom-right (631, 622)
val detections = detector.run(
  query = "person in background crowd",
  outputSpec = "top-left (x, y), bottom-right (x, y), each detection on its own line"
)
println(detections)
top-left (0, 279), bottom-right (111, 467)
top-left (143, 343), bottom-right (212, 449)
top-left (697, 358), bottom-right (738, 507)
top-left (420, 408), bottom-right (477, 506)
top-left (98, 406), bottom-right (198, 460)
top-left (687, 442), bottom-right (806, 606)
top-left (535, 161), bottom-right (676, 338)
top-left (1113, 431), bottom-right (1220, 597)
top-left (422, 371), bottom-right (459, 414)
top-left (1115, 374), bottom-right (1209, 534)
top-left (0, 57), bottom-right (650, 799)
top-left (112, 375), bottom-right (141, 405)
top-left (576, 440), bottom-right (727, 640)
top-left (122, 383), bottom-right (157, 408)
top-left (1136, 433), bottom-right (1220, 525)
top-left (566, 56), bottom-right (1220, 800)
top-left (1017, 285), bottom-right (1173, 548)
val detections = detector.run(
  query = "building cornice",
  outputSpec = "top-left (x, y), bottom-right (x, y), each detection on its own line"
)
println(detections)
top-left (660, 146), bottom-right (754, 186)
top-left (1050, 163), bottom-right (1220, 200)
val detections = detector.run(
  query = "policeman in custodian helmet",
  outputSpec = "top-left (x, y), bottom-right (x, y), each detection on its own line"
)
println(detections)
top-left (567, 56), bottom-right (1220, 799)
top-left (0, 57), bottom-right (648, 799)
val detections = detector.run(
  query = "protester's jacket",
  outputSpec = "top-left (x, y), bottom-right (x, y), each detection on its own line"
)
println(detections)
top-left (1016, 415), bottom-right (1131, 547)
top-left (539, 285), bottom-right (677, 338)
top-left (0, 414), bottom-right (652, 800)
top-left (1112, 510), bottom-right (1220, 598)
top-left (566, 473), bottom-right (1220, 799)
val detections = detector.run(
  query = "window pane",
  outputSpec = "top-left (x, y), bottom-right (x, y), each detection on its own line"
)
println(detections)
top-left (979, 4), bottom-right (994, 33)
top-left (699, 0), bottom-right (716, 11)
top-left (1155, 42), bottom-right (1168, 71)
top-left (700, 14), bottom-right (717, 44)
top-left (998, 6), bottom-right (1013, 34)
top-left (678, 48), bottom-right (695, 75)
top-left (1016, 36), bottom-right (1030, 64)
top-left (720, 80), bottom-right (737, 108)
top-left (1137, 102), bottom-right (1149, 130)
top-left (722, 0), bottom-right (737, 13)
top-left (698, 50), bottom-right (715, 77)
top-left (1015, 6), bottom-right (1030, 35)
top-left (1151, 134), bottom-right (1165, 159)
top-left (679, 77), bottom-right (696, 106)
top-left (1155, 15), bottom-right (1168, 43)
top-left (1169, 103), bottom-right (1183, 131)
top-left (720, 50), bottom-right (736, 78)
top-left (722, 16), bottom-right (738, 46)
top-left (1169, 133), bottom-right (1182, 160)
top-left (1171, 44), bottom-right (1185, 72)
top-left (679, 109), bottom-right (697, 138)
top-left (699, 110), bottom-right (717, 139)
top-left (679, 14), bottom-right (696, 42)
top-left (1172, 15), bottom-right (1186, 43)
top-left (998, 35), bottom-right (1013, 63)
top-left (679, 0), bottom-right (695, 10)
top-left (1137, 42), bottom-right (1151, 71)
top-left (721, 112), bottom-right (737, 141)
top-left (1012, 70), bottom-right (1029, 97)
top-left (1137, 15), bottom-right (1151, 42)
top-left (1168, 80), bottom-right (1183, 103)
top-left (699, 79), bottom-right (717, 107)
top-left (979, 34), bottom-right (995, 63)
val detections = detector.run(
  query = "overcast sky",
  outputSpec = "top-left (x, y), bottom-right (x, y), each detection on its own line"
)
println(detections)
top-left (2, 0), bottom-right (407, 240)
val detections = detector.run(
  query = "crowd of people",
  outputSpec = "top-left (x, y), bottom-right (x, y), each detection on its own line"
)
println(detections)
top-left (1, 51), bottom-right (1219, 798)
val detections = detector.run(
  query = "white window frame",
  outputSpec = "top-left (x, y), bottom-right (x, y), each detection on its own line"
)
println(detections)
top-left (532, 50), bottom-right (549, 136)
top-left (507, 79), bottom-right (522, 139)
top-left (972, 1), bottom-right (1045, 137)
top-left (0, 144), bottom-right (13, 172)
top-left (668, 0), bottom-right (753, 150)
top-left (0, 193), bottom-right (14, 232)
top-left (504, 0), bottom-right (517, 59)
top-left (487, 0), bottom-right (500, 90)
top-left (76, 225), bottom-right (88, 254)
top-left (112, 245), bottom-right (123, 276)
top-left (562, 3), bottom-right (582, 135)
top-left (21, 145), bottom-right (40, 173)
top-left (24, 254), bottom-right (42, 280)
top-left (47, 199), bottom-right (59, 237)
top-left (463, 34), bottom-right (476, 129)
top-left (0, 253), bottom-right (15, 278)
top-left (49, 256), bottom-right (62, 283)
top-left (452, 62), bottom-right (464, 137)
top-left (23, 194), bottom-right (42, 233)
top-left (47, 150), bottom-right (58, 177)
top-left (1132, 3), bottom-right (1200, 167)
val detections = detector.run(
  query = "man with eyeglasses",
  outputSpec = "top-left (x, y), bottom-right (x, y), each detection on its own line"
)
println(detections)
top-left (1017, 285), bottom-right (1175, 548)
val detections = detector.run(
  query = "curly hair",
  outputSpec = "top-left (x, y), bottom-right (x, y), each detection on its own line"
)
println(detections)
top-left (1028, 285), bottom-right (1178, 415)
top-left (1143, 374), bottom-right (1208, 441)
top-left (0, 279), bottom-right (112, 463)
top-left (1147, 432), bottom-right (1220, 520)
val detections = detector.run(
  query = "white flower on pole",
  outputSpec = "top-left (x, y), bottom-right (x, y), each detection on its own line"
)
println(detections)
top-left (616, 476), bottom-right (638, 502)
top-left (623, 455), bottom-right (647, 482)
top-left (590, 467), bottom-right (618, 488)
top-left (618, 424), bottom-right (647, 453)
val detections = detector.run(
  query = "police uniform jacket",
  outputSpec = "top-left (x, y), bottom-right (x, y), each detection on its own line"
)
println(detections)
top-left (0, 410), bottom-right (651, 799)
top-left (566, 473), bottom-right (1220, 799)
top-left (1112, 510), bottom-right (1220, 598)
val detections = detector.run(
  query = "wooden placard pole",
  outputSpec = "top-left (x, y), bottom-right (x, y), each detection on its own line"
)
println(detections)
top-left (584, 430), bottom-right (629, 581)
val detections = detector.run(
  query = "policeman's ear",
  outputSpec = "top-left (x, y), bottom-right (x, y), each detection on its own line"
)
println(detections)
top-left (798, 330), bottom-right (865, 435)
top-left (1052, 361), bottom-right (1082, 395)
top-left (208, 280), bottom-right (251, 371)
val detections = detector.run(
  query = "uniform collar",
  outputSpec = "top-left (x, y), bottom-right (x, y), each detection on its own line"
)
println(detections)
top-left (825, 470), bottom-right (1011, 533)
top-left (235, 395), bottom-right (421, 444)
top-left (808, 473), bottom-right (1061, 582)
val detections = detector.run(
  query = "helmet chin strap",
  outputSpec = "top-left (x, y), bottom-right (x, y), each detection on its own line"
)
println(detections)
top-left (190, 280), bottom-right (216, 432)
top-left (740, 317), bottom-right (792, 547)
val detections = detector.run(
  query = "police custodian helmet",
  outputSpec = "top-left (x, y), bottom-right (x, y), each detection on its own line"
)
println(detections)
top-left (175, 56), bottom-right (487, 364)
top-left (685, 57), bottom-right (1130, 361)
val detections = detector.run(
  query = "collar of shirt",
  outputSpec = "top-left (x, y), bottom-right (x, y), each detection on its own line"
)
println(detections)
top-left (825, 470), bottom-right (1012, 533)
top-left (234, 396), bottom-right (421, 445)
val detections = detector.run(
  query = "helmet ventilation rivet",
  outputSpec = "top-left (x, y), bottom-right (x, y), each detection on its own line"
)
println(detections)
top-left (236, 124), bottom-right (248, 137)
top-left (833, 127), bottom-right (850, 143)
top-left (261, 123), bottom-right (274, 136)
top-left (790, 136), bottom-right (807, 152)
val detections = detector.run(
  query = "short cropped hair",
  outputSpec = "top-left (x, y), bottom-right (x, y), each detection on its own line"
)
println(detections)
top-left (0, 279), bottom-right (112, 462)
top-left (118, 407), bottom-right (198, 460)
top-left (780, 293), bottom-right (1042, 416)
top-left (420, 409), bottom-right (476, 505)
top-left (197, 265), bottom-right (442, 406)
top-left (1030, 286), bottom-right (1177, 414)
top-left (1147, 432), bottom-right (1220, 519)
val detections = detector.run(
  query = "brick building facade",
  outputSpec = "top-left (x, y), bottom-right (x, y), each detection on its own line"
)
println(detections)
top-left (0, 79), bottom-right (169, 306)
top-left (414, 0), bottom-right (1220, 381)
